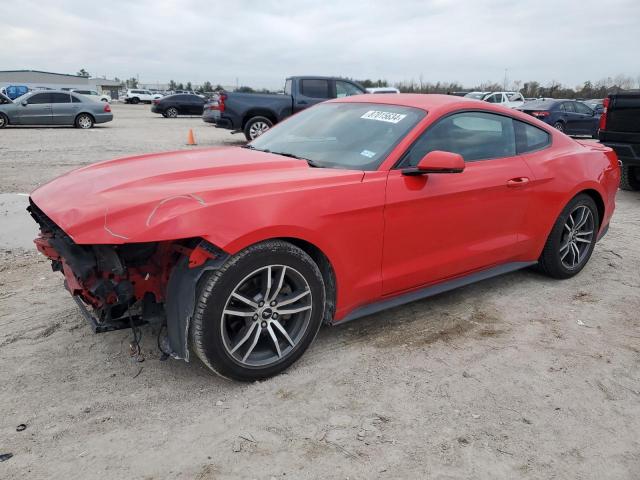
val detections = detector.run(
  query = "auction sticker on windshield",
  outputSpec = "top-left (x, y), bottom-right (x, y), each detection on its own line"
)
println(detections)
top-left (361, 110), bottom-right (407, 124)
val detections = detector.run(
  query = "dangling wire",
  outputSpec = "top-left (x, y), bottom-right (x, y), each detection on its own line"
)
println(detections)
top-left (128, 308), bottom-right (144, 362)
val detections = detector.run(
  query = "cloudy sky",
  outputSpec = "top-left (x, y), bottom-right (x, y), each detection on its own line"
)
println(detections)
top-left (2, 0), bottom-right (639, 89)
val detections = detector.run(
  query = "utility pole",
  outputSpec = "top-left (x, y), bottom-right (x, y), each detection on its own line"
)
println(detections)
top-left (503, 68), bottom-right (508, 90)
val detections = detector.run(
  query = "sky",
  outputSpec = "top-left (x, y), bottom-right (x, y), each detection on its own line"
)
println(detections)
top-left (2, 0), bottom-right (639, 90)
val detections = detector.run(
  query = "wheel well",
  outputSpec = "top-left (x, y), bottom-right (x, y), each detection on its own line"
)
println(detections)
top-left (242, 109), bottom-right (278, 130)
top-left (279, 237), bottom-right (336, 324)
top-left (580, 189), bottom-right (605, 227)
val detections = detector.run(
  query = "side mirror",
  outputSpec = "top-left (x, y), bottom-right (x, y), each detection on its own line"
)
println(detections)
top-left (402, 151), bottom-right (465, 176)
top-left (21, 100), bottom-right (28, 106)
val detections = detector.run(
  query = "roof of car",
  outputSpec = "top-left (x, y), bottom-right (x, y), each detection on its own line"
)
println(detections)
top-left (330, 93), bottom-right (479, 111)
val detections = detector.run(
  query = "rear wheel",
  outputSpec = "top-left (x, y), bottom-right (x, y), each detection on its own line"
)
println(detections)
top-left (538, 194), bottom-right (599, 279)
top-left (553, 121), bottom-right (565, 133)
top-left (244, 116), bottom-right (273, 141)
top-left (131, 97), bottom-right (140, 104)
top-left (190, 240), bottom-right (326, 381)
top-left (75, 113), bottom-right (94, 129)
top-left (165, 107), bottom-right (178, 118)
top-left (620, 165), bottom-right (640, 191)
top-left (0, 113), bottom-right (8, 128)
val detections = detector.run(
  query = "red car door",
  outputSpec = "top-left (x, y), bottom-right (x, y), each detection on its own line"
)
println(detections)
top-left (381, 111), bottom-right (534, 296)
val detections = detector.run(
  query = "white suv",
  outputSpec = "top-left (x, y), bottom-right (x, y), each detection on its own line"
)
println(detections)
top-left (124, 89), bottom-right (162, 104)
top-left (71, 89), bottom-right (111, 103)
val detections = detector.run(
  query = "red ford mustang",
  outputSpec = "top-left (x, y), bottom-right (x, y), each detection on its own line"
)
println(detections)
top-left (29, 94), bottom-right (620, 380)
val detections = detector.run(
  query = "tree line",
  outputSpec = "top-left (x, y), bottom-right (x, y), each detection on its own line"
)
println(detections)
top-left (81, 66), bottom-right (638, 98)
top-left (356, 74), bottom-right (639, 99)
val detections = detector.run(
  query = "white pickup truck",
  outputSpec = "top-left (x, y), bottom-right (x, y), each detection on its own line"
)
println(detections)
top-left (123, 89), bottom-right (162, 104)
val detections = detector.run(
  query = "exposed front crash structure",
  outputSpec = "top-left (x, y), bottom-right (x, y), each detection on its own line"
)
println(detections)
top-left (29, 200), bottom-right (228, 360)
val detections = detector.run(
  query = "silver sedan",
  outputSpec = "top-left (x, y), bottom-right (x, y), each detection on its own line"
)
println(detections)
top-left (0, 90), bottom-right (113, 129)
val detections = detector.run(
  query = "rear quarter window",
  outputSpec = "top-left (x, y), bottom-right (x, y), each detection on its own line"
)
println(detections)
top-left (514, 120), bottom-right (551, 154)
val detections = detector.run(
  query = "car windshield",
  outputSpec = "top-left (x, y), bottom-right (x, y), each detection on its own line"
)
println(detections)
top-left (248, 102), bottom-right (425, 170)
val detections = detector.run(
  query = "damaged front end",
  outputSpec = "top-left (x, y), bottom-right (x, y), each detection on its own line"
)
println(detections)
top-left (28, 199), bottom-right (227, 360)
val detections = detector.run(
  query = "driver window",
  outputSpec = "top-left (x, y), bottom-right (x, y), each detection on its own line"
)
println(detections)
top-left (28, 93), bottom-right (51, 104)
top-left (403, 111), bottom-right (516, 165)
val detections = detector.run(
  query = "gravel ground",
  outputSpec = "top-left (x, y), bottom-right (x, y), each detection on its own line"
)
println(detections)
top-left (0, 104), bottom-right (639, 479)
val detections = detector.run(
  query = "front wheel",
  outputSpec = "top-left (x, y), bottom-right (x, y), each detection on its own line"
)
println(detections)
top-left (0, 113), bottom-right (8, 128)
top-left (75, 113), bottom-right (94, 129)
top-left (165, 107), bottom-right (178, 118)
top-left (244, 116), bottom-right (273, 141)
top-left (190, 240), bottom-right (326, 381)
top-left (538, 194), bottom-right (599, 279)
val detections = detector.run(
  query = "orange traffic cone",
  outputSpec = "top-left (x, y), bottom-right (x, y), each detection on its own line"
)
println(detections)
top-left (187, 128), bottom-right (197, 146)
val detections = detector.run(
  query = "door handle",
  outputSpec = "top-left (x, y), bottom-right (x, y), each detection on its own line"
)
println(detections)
top-left (507, 177), bottom-right (530, 187)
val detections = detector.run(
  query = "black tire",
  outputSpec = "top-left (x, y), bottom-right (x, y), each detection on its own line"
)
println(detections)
top-left (0, 113), bottom-right (8, 128)
top-left (131, 97), bottom-right (140, 104)
top-left (190, 240), bottom-right (326, 381)
top-left (553, 121), bottom-right (565, 133)
top-left (75, 113), bottom-right (94, 129)
top-left (538, 193), bottom-right (599, 279)
top-left (620, 165), bottom-right (640, 191)
top-left (165, 107), bottom-right (178, 118)
top-left (244, 116), bottom-right (273, 141)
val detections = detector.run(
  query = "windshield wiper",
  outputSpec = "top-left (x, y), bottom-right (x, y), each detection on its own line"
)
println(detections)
top-left (269, 151), bottom-right (322, 168)
top-left (243, 146), bottom-right (322, 167)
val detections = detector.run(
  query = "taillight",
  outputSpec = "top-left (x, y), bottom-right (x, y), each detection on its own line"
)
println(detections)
top-left (104, 104), bottom-right (111, 112)
top-left (599, 97), bottom-right (609, 131)
top-left (208, 94), bottom-right (226, 113)
top-left (531, 111), bottom-right (549, 117)
top-left (152, 99), bottom-right (160, 105)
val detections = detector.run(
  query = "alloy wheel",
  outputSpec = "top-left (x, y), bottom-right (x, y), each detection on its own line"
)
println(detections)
top-left (167, 108), bottom-right (178, 118)
top-left (249, 121), bottom-right (270, 139)
top-left (220, 265), bottom-right (312, 367)
top-left (77, 115), bottom-right (92, 129)
top-left (559, 205), bottom-right (594, 269)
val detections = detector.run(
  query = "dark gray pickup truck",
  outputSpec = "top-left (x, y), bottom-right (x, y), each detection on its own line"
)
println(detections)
top-left (599, 92), bottom-right (640, 190)
top-left (203, 76), bottom-right (366, 140)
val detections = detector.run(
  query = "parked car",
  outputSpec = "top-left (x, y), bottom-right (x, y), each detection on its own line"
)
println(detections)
top-left (1, 85), bottom-right (30, 100)
top-left (517, 99), bottom-right (599, 137)
top-left (71, 89), bottom-right (111, 103)
top-left (598, 92), bottom-right (640, 190)
top-left (205, 76), bottom-right (366, 140)
top-left (464, 91), bottom-right (525, 108)
top-left (582, 99), bottom-right (604, 115)
top-left (123, 89), bottom-right (162, 104)
top-left (0, 90), bottom-right (112, 129)
top-left (366, 87), bottom-right (400, 94)
top-left (29, 94), bottom-right (619, 380)
top-left (151, 94), bottom-right (207, 117)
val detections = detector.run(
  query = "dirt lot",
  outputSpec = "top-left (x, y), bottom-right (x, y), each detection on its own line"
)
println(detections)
top-left (1, 104), bottom-right (639, 480)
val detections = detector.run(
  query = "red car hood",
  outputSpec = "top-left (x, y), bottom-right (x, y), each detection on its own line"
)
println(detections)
top-left (30, 147), bottom-right (364, 244)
